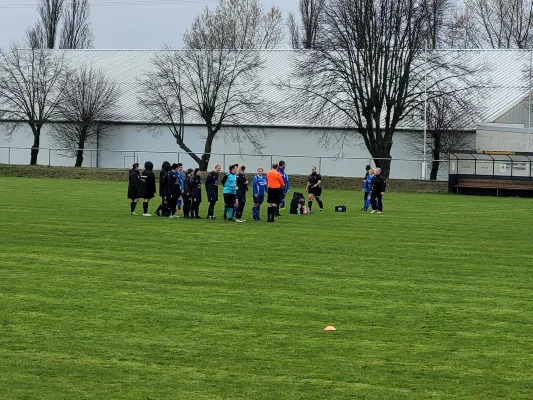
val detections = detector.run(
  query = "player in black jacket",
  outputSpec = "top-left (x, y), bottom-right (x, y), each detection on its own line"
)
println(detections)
top-left (155, 161), bottom-right (171, 217)
top-left (190, 168), bottom-right (202, 219)
top-left (127, 163), bottom-right (141, 215)
top-left (139, 161), bottom-right (156, 216)
top-left (182, 168), bottom-right (193, 218)
top-left (235, 165), bottom-right (248, 222)
top-left (306, 166), bottom-right (323, 213)
top-left (205, 164), bottom-right (221, 220)
top-left (370, 167), bottom-right (386, 214)
top-left (166, 164), bottom-right (180, 218)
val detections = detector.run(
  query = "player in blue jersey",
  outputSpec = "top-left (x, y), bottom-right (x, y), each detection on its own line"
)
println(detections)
top-left (252, 167), bottom-right (267, 220)
top-left (277, 160), bottom-right (290, 215)
top-left (362, 167), bottom-right (374, 211)
top-left (176, 163), bottom-right (184, 212)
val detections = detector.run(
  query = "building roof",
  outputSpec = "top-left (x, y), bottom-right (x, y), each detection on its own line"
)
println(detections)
top-left (1, 48), bottom-right (529, 131)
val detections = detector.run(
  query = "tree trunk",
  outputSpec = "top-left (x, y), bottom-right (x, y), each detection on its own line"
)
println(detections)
top-left (430, 133), bottom-right (442, 181)
top-left (199, 126), bottom-right (217, 171)
top-left (374, 158), bottom-right (392, 178)
top-left (30, 126), bottom-right (41, 165)
top-left (74, 134), bottom-right (86, 167)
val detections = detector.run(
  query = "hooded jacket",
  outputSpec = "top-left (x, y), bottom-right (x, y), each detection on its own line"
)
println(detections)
top-left (190, 174), bottom-right (202, 201)
top-left (159, 161), bottom-right (171, 197)
top-left (127, 168), bottom-right (141, 199)
top-left (372, 173), bottom-right (387, 193)
top-left (139, 162), bottom-right (156, 199)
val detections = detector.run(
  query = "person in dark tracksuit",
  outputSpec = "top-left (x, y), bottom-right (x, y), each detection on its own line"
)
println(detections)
top-left (182, 168), bottom-right (193, 218)
top-left (205, 164), bottom-right (221, 220)
top-left (139, 161), bottom-right (156, 216)
top-left (155, 161), bottom-right (171, 217)
top-left (176, 163), bottom-right (184, 212)
top-left (128, 163), bottom-right (141, 215)
top-left (370, 167), bottom-right (386, 214)
top-left (306, 166), bottom-right (323, 213)
top-left (362, 168), bottom-right (374, 211)
top-left (166, 163), bottom-right (180, 219)
top-left (276, 160), bottom-right (290, 216)
top-left (235, 165), bottom-right (248, 223)
top-left (190, 168), bottom-right (202, 219)
top-left (252, 168), bottom-right (267, 220)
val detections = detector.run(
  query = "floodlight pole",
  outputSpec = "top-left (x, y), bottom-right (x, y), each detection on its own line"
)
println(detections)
top-left (422, 43), bottom-right (428, 180)
top-left (527, 49), bottom-right (533, 152)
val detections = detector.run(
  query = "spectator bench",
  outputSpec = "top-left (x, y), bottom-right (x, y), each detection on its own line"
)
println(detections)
top-left (455, 178), bottom-right (533, 196)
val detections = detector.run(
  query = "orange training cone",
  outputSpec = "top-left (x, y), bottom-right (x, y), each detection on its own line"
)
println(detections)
top-left (324, 326), bottom-right (337, 331)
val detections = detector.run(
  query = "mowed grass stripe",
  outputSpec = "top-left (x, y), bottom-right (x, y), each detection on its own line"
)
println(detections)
top-left (0, 177), bottom-right (532, 399)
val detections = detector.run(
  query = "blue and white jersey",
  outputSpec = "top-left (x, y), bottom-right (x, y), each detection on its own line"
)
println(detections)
top-left (176, 170), bottom-right (184, 190)
top-left (277, 168), bottom-right (290, 194)
top-left (252, 175), bottom-right (268, 196)
top-left (363, 174), bottom-right (374, 193)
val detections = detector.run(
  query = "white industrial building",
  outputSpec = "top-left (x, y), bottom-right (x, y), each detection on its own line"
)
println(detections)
top-left (1, 49), bottom-right (532, 178)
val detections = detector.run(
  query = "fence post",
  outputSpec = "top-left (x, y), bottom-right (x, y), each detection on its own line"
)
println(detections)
top-left (133, 151), bottom-right (136, 164)
top-left (48, 149), bottom-right (51, 166)
top-left (319, 157), bottom-right (322, 173)
top-left (8, 147), bottom-right (10, 164)
top-left (223, 154), bottom-right (226, 170)
top-left (270, 155), bottom-right (273, 168)
top-left (178, 152), bottom-right (180, 164)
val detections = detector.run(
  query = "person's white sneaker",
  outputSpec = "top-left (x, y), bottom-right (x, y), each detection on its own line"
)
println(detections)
top-left (169, 215), bottom-right (175, 219)
top-left (236, 219), bottom-right (245, 223)
top-left (143, 213), bottom-right (152, 217)
top-left (371, 210), bottom-right (377, 214)
top-left (377, 211), bottom-right (382, 214)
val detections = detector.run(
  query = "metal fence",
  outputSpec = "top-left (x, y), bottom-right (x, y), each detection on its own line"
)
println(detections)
top-left (0, 146), bottom-right (449, 180)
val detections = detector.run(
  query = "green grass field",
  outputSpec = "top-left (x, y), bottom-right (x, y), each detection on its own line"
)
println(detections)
top-left (0, 177), bottom-right (532, 399)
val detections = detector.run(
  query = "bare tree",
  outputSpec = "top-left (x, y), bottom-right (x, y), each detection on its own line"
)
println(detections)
top-left (284, 0), bottom-right (434, 177)
top-left (288, 0), bottom-right (326, 49)
top-left (406, 94), bottom-right (478, 180)
top-left (59, 0), bottom-right (93, 49)
top-left (0, 45), bottom-right (69, 165)
top-left (50, 66), bottom-right (119, 167)
top-left (40, 0), bottom-right (65, 49)
top-left (139, 0), bottom-right (283, 171)
top-left (25, 25), bottom-right (45, 50)
top-left (464, 0), bottom-right (533, 48)
top-left (138, 50), bottom-right (187, 163)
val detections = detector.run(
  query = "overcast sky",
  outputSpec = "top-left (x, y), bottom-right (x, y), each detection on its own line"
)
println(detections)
top-left (0, 0), bottom-right (299, 50)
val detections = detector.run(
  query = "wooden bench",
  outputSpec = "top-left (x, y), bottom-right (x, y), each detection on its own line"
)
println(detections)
top-left (455, 178), bottom-right (533, 196)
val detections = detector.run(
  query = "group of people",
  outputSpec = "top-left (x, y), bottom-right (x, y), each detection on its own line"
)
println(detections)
top-left (127, 160), bottom-right (315, 223)
top-left (362, 165), bottom-right (387, 213)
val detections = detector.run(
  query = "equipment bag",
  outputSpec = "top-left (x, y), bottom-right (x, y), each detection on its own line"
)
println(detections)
top-left (335, 205), bottom-right (347, 212)
top-left (290, 192), bottom-right (305, 214)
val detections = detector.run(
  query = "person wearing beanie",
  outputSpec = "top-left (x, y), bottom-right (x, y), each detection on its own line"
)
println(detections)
top-left (205, 164), bottom-right (221, 220)
top-left (127, 163), bottom-right (141, 215)
top-left (190, 168), bottom-right (202, 219)
top-left (221, 164), bottom-right (238, 222)
top-left (251, 167), bottom-right (267, 220)
top-left (182, 168), bottom-right (194, 218)
top-left (235, 165), bottom-right (248, 223)
top-left (370, 167), bottom-right (386, 214)
top-left (266, 163), bottom-right (285, 223)
top-left (306, 166), bottom-right (323, 213)
top-left (155, 161), bottom-right (172, 217)
top-left (139, 161), bottom-right (156, 216)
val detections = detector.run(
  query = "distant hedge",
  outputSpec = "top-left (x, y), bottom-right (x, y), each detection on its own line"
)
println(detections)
top-left (0, 164), bottom-right (448, 193)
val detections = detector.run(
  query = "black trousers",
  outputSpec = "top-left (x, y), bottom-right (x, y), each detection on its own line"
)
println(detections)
top-left (182, 195), bottom-right (191, 217)
top-left (207, 199), bottom-right (217, 217)
top-left (190, 199), bottom-right (201, 218)
top-left (371, 192), bottom-right (383, 211)
top-left (236, 200), bottom-right (246, 219)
